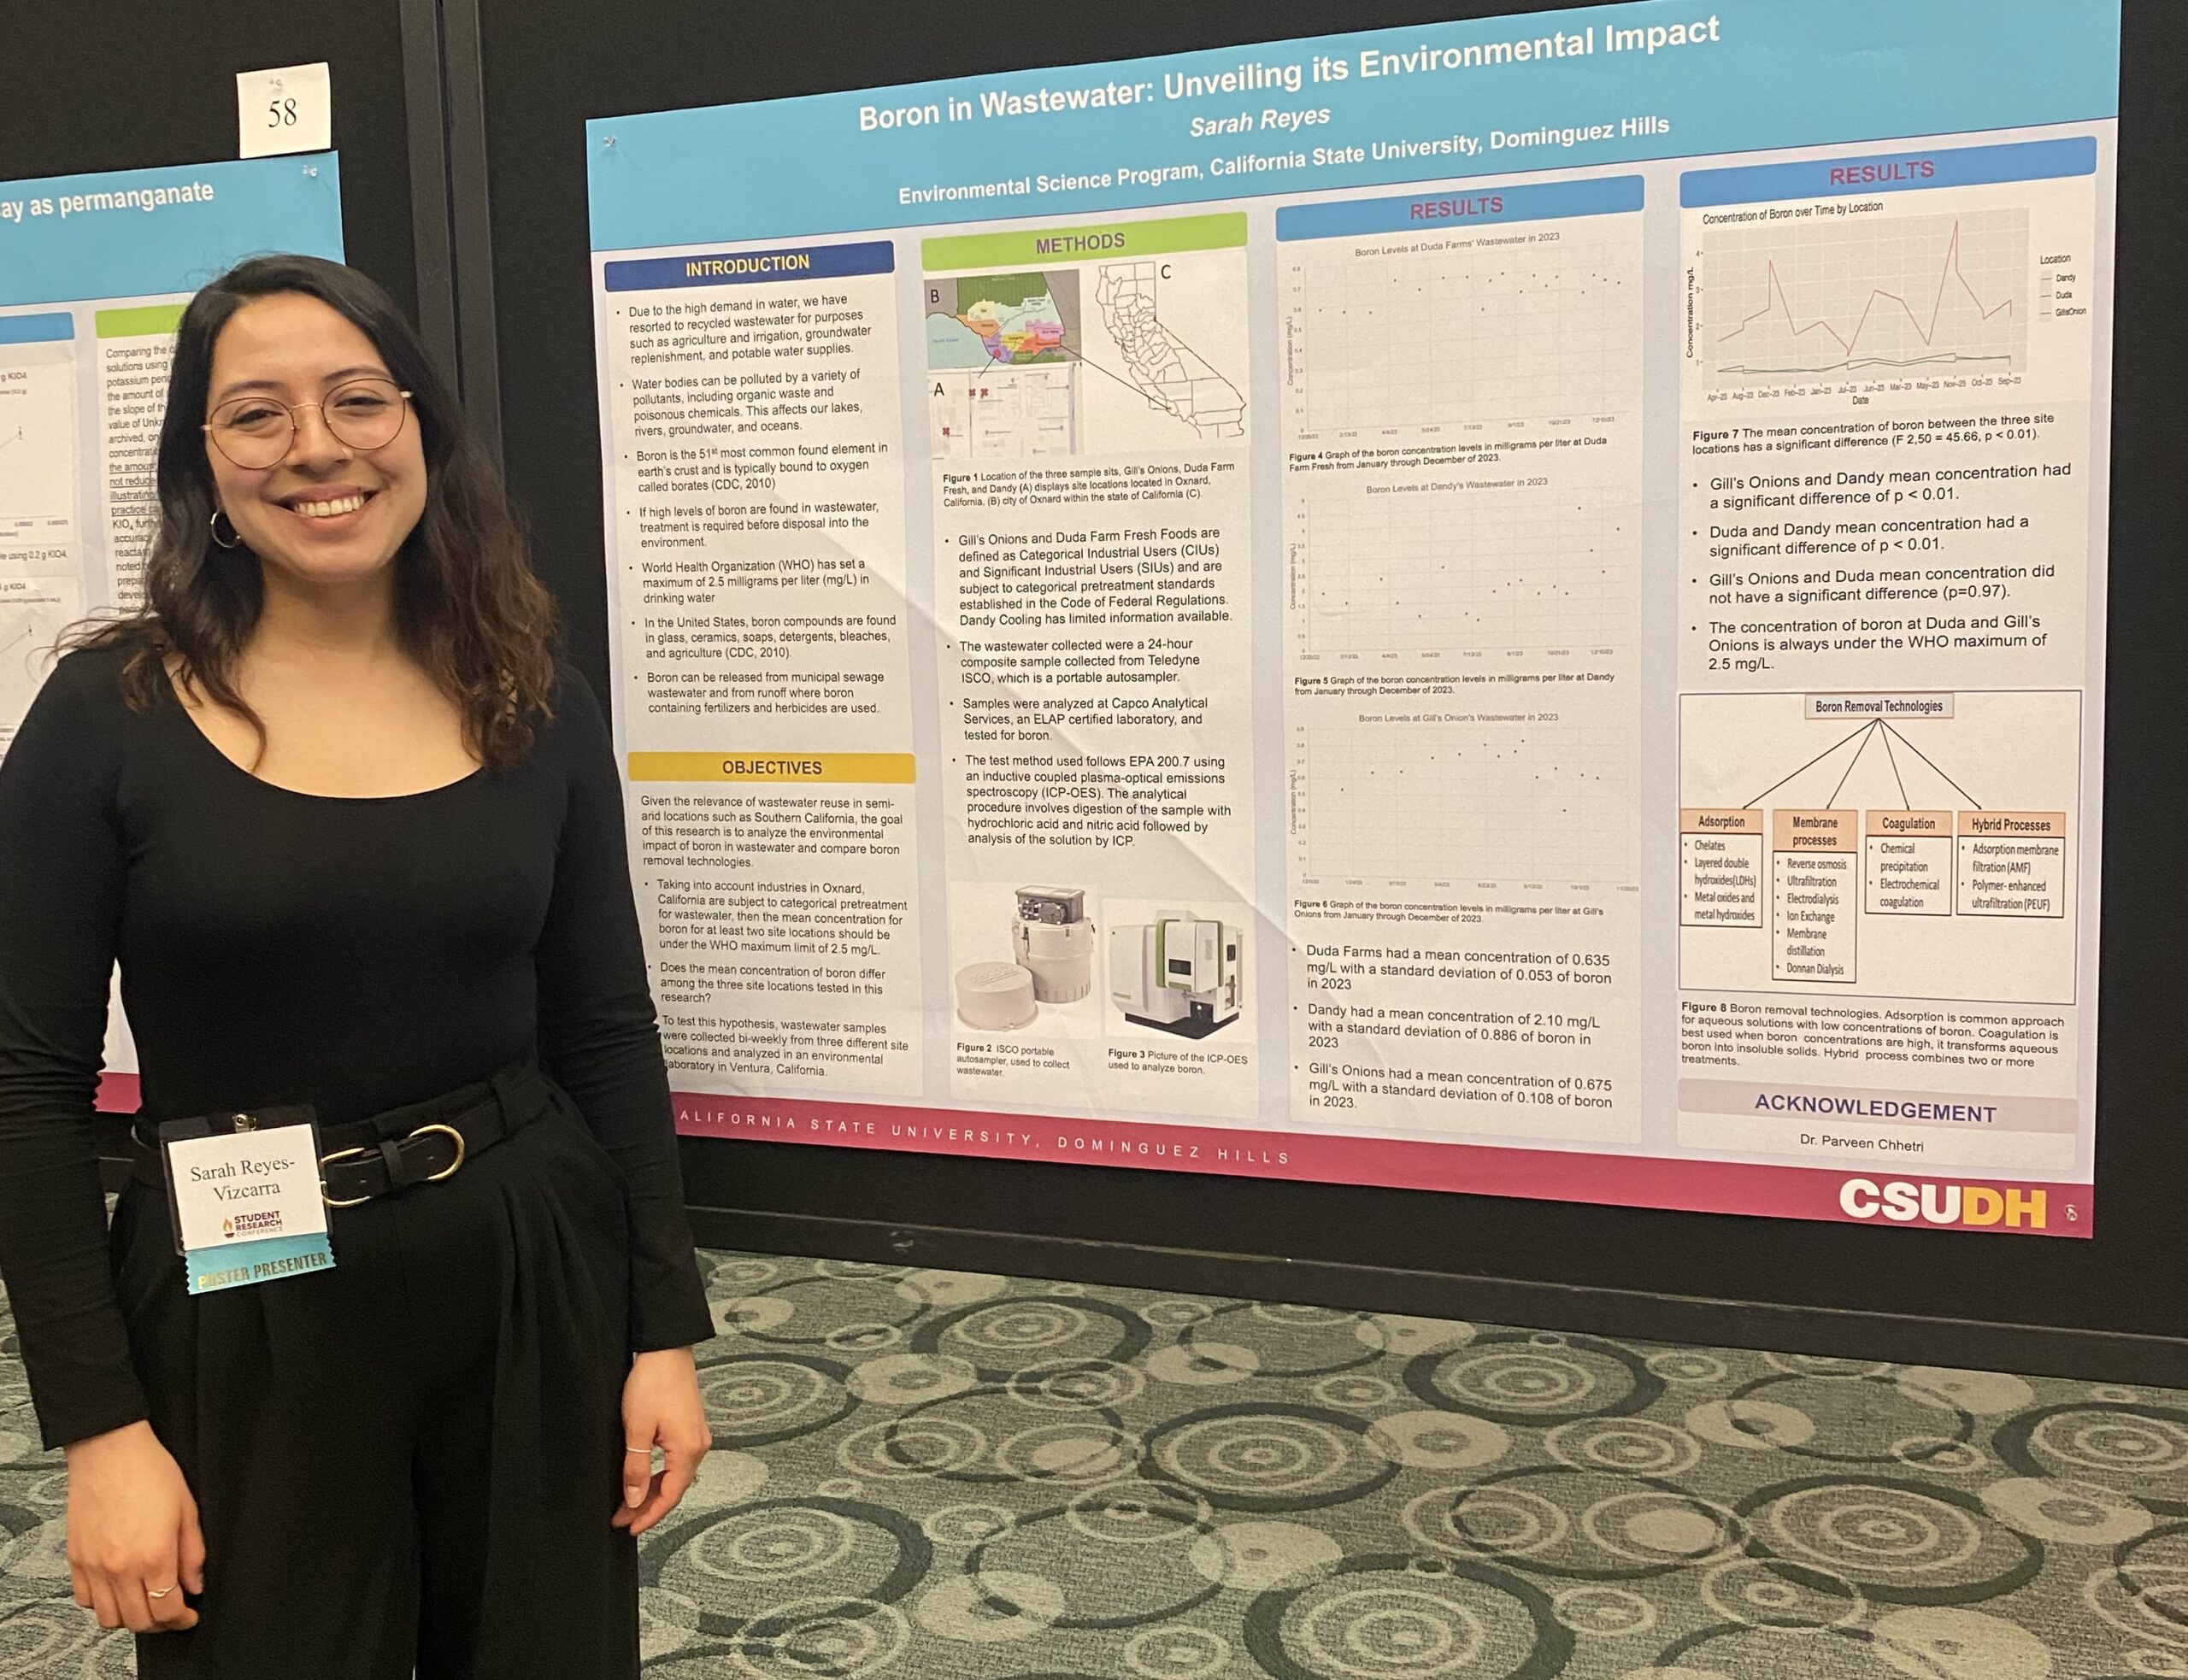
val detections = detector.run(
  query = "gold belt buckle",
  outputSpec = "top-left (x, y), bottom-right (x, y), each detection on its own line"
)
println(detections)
top-left (320, 1122), bottom-right (468, 1208)
top-left (407, 1122), bottom-right (468, 1181)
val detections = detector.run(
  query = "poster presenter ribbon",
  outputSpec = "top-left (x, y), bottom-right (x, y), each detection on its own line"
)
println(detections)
top-left (160, 1119), bottom-right (336, 1295)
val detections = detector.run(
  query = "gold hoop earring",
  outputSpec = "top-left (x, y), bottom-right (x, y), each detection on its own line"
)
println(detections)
top-left (209, 508), bottom-right (243, 550)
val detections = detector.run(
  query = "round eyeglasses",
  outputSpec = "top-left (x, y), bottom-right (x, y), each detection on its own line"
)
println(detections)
top-left (203, 377), bottom-right (413, 469)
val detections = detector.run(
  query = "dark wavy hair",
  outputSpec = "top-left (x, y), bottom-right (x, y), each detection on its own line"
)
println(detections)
top-left (64, 254), bottom-right (556, 769)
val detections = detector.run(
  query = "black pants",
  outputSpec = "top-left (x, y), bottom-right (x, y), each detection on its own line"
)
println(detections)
top-left (110, 1077), bottom-right (638, 1677)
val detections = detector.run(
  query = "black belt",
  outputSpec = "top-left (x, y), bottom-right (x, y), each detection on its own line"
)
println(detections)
top-left (131, 1065), bottom-right (550, 1209)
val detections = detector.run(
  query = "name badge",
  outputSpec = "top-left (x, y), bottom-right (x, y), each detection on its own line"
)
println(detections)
top-left (161, 1118), bottom-right (336, 1295)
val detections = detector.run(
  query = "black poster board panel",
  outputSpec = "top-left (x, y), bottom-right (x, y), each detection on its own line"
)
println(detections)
top-left (2, 0), bottom-right (419, 319)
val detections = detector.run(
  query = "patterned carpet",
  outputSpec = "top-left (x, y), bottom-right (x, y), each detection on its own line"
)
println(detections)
top-left (4, 1252), bottom-right (2188, 1676)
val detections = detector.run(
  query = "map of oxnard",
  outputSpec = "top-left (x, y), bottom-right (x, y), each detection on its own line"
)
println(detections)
top-left (926, 271), bottom-right (1079, 367)
top-left (925, 259), bottom-right (1245, 455)
top-left (927, 271), bottom-right (1081, 457)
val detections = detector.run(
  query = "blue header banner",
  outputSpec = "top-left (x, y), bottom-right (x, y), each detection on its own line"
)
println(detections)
top-left (1680, 136), bottom-right (2097, 209)
top-left (0, 313), bottom-right (74, 344)
top-left (587, 0), bottom-right (2120, 252)
top-left (0, 154), bottom-right (344, 310)
top-left (1278, 175), bottom-right (1643, 241)
top-left (604, 239), bottom-right (897, 292)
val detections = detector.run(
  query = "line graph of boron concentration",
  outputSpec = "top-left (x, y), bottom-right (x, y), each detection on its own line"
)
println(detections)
top-left (1703, 207), bottom-right (2027, 387)
top-left (1297, 723), bottom-right (1634, 886)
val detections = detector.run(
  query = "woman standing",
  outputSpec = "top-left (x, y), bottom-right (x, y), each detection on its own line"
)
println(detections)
top-left (0, 255), bottom-right (714, 1677)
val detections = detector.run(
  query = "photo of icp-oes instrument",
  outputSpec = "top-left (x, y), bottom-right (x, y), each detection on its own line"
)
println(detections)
top-left (1109, 914), bottom-right (1242, 1038)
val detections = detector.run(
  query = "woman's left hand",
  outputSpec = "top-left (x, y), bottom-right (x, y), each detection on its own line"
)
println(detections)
top-left (615, 1347), bottom-right (710, 1536)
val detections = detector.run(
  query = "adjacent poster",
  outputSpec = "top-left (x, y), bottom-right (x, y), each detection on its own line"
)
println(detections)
top-left (586, 0), bottom-right (2119, 1233)
top-left (0, 153), bottom-right (345, 758)
top-left (0, 154), bottom-right (345, 1095)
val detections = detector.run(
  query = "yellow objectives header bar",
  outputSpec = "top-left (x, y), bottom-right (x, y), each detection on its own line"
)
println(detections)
top-left (626, 753), bottom-right (916, 784)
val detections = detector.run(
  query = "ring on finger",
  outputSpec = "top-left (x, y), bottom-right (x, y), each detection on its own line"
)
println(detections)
top-left (147, 1586), bottom-right (175, 1600)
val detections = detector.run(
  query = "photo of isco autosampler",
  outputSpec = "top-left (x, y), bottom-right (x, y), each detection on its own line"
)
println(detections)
top-left (952, 886), bottom-right (1097, 1031)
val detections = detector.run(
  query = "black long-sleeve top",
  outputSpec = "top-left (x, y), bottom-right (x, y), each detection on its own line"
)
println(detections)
top-left (0, 644), bottom-right (714, 1448)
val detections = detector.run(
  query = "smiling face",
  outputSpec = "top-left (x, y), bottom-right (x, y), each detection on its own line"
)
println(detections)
top-left (203, 291), bottom-right (427, 590)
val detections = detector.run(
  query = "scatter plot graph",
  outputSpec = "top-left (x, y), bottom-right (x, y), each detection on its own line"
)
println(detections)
top-left (1297, 723), bottom-right (1635, 886)
top-left (0, 590), bottom-right (78, 754)
top-left (1294, 483), bottom-right (1635, 655)
top-left (0, 353), bottom-right (77, 530)
top-left (1703, 207), bottom-right (2027, 385)
top-left (0, 615), bottom-right (47, 720)
top-left (1286, 221), bottom-right (1642, 432)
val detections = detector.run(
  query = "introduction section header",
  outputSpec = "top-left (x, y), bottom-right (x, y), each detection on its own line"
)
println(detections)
top-left (606, 240), bottom-right (896, 292)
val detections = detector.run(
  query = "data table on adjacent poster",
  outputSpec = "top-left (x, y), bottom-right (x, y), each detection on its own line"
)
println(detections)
top-left (587, 0), bottom-right (2119, 1234)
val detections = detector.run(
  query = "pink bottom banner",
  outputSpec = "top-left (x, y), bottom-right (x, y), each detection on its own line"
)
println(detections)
top-left (668, 1090), bottom-right (2092, 1238)
top-left (97, 1074), bottom-right (2086, 1237)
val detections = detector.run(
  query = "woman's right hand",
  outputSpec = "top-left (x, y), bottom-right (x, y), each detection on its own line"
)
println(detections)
top-left (64, 1421), bottom-right (204, 1632)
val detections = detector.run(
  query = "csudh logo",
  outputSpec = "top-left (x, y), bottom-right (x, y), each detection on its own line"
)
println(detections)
top-left (221, 1208), bottom-right (285, 1240)
top-left (1838, 1178), bottom-right (2046, 1229)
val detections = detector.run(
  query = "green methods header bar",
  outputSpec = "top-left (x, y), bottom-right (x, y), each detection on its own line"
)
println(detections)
top-left (921, 211), bottom-right (1244, 271)
top-left (95, 303), bottom-right (187, 338)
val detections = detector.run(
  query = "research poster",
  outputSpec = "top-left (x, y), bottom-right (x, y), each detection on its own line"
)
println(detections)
top-left (588, 0), bottom-right (2118, 1234)
top-left (0, 154), bottom-right (345, 1093)
top-left (0, 154), bottom-right (345, 759)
